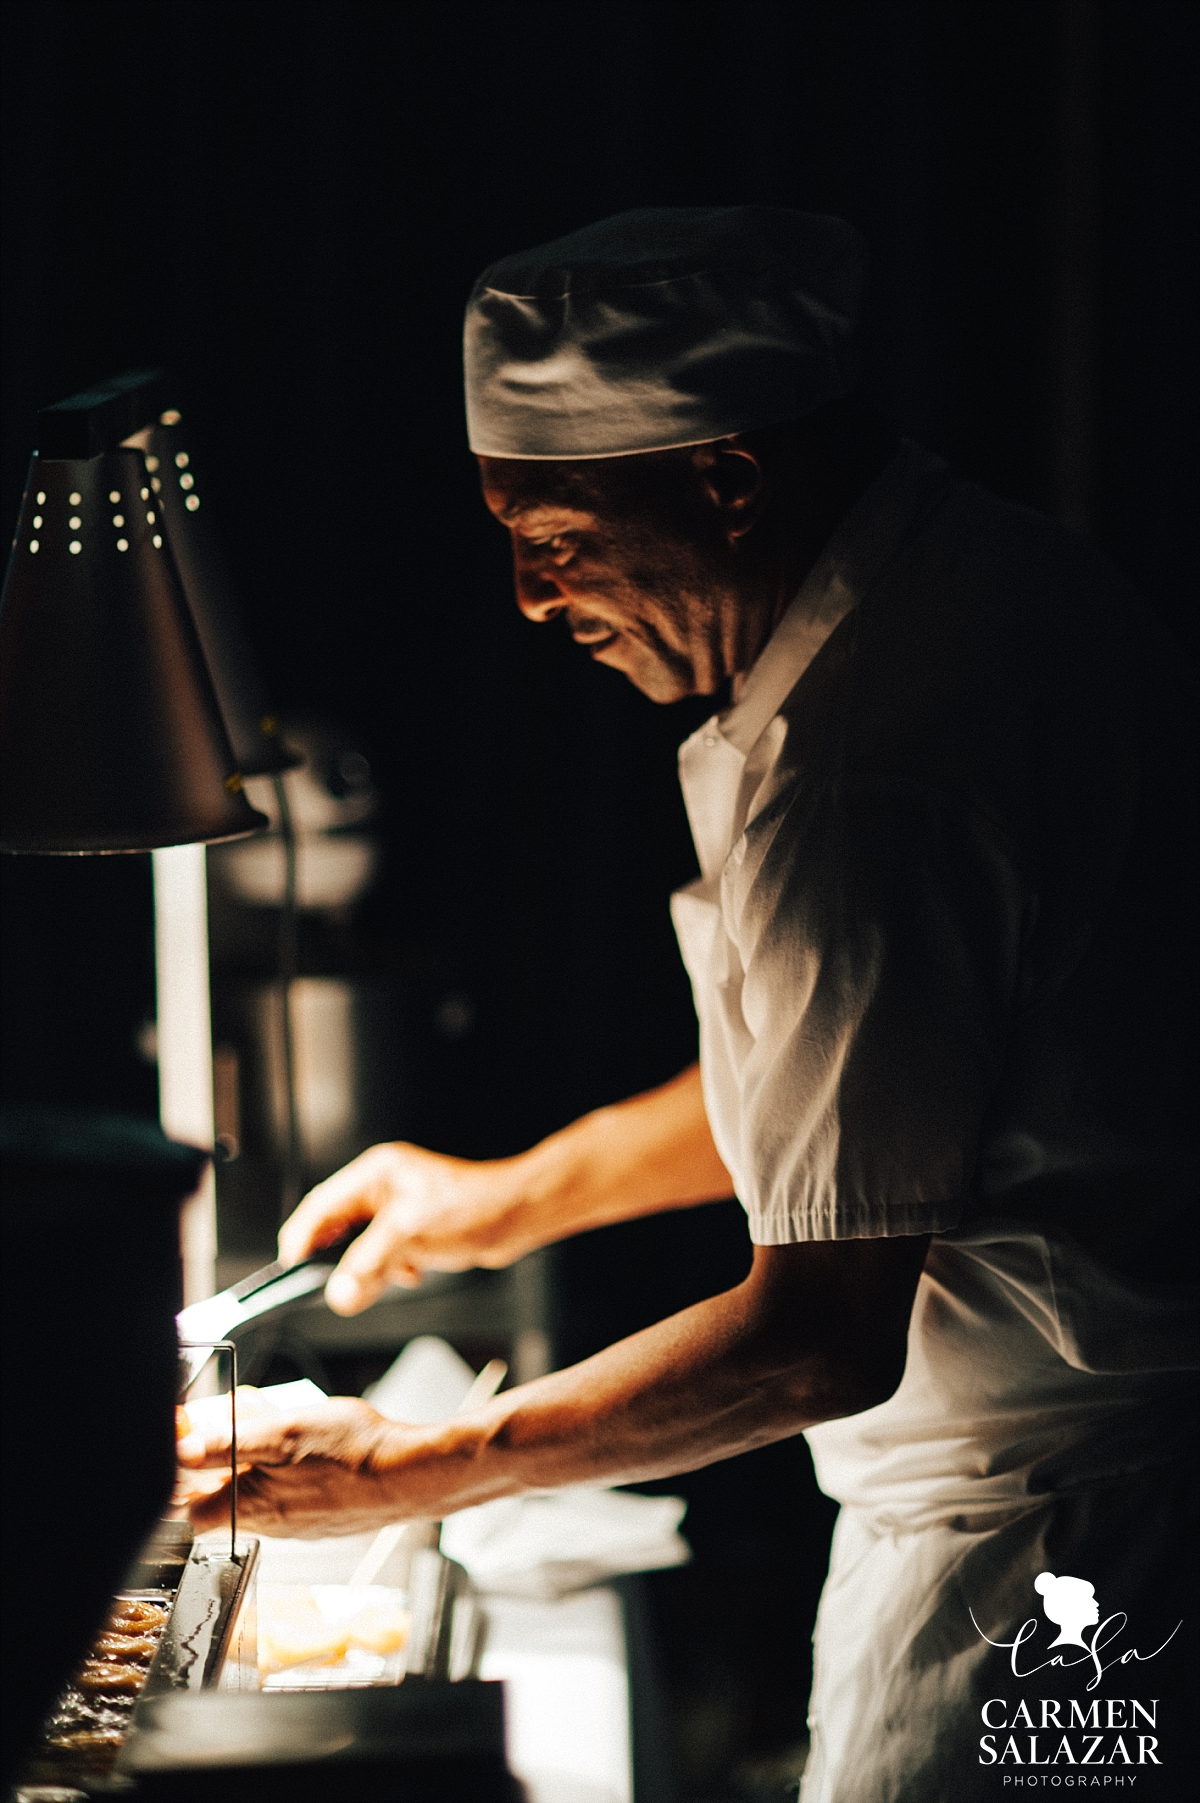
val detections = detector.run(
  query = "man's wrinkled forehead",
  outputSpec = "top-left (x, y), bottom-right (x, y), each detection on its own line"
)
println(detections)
top-left (475, 450), bottom-right (634, 526)
top-left (477, 454), bottom-right (625, 530)
top-left (478, 446), bottom-right (694, 530)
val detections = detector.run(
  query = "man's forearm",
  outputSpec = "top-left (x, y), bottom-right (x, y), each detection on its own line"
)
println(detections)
top-left (378, 1297), bottom-right (821, 1515)
top-left (510, 1062), bottom-right (734, 1248)
top-left (374, 1235), bottom-right (927, 1516)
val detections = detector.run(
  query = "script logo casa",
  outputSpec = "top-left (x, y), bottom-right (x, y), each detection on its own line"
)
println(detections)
top-left (971, 1571), bottom-right (1181, 1772)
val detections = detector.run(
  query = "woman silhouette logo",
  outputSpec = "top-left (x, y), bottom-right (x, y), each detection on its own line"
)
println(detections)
top-left (1034, 1572), bottom-right (1101, 1648)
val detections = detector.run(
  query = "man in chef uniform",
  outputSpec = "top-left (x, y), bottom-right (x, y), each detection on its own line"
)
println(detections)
top-left (183, 208), bottom-right (1197, 1797)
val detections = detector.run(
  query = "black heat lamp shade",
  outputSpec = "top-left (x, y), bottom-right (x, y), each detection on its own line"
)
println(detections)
top-left (37, 366), bottom-right (168, 460)
top-left (0, 449), bottom-right (268, 852)
top-left (143, 416), bottom-right (299, 778)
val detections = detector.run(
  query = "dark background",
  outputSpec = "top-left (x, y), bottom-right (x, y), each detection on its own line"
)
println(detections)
top-left (2, 3), bottom-right (1196, 1796)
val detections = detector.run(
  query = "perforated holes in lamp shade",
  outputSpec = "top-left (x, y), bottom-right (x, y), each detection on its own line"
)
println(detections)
top-left (141, 420), bottom-right (299, 779)
top-left (0, 450), bottom-right (269, 853)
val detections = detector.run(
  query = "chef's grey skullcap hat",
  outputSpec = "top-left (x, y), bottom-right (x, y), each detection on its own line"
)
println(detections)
top-left (464, 206), bottom-right (868, 460)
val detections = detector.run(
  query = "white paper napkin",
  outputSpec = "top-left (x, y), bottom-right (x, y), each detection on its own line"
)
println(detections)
top-left (441, 1486), bottom-right (690, 1599)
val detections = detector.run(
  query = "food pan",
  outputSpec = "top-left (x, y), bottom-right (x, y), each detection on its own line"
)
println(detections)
top-left (15, 1524), bottom-right (258, 1799)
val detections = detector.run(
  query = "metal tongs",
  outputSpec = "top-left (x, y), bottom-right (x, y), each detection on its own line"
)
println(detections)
top-left (176, 1237), bottom-right (359, 1389)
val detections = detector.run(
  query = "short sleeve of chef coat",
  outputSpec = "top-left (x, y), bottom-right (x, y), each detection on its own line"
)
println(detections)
top-left (724, 768), bottom-right (1026, 1244)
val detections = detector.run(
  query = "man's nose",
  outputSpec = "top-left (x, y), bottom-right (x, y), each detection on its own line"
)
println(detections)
top-left (512, 552), bottom-right (567, 624)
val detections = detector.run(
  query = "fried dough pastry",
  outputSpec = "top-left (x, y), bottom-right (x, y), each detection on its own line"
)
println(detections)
top-left (76, 1661), bottom-right (147, 1695)
top-left (92, 1631), bottom-right (159, 1663)
top-left (106, 1599), bottom-right (169, 1633)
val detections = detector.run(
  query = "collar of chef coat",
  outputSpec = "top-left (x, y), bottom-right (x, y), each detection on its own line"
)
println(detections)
top-left (677, 440), bottom-right (952, 880)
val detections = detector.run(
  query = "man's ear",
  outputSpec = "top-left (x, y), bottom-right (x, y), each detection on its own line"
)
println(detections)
top-left (690, 438), bottom-right (768, 540)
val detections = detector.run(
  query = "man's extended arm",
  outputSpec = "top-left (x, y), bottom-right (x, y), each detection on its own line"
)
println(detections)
top-left (181, 1232), bottom-right (930, 1537)
top-left (280, 1063), bottom-right (735, 1313)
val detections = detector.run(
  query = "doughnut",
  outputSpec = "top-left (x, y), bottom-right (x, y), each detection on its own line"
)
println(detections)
top-left (76, 1662), bottom-right (147, 1695)
top-left (91, 1631), bottom-right (159, 1663)
top-left (106, 1599), bottom-right (169, 1632)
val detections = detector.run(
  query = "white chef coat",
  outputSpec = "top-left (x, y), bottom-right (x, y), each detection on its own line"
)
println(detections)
top-left (670, 444), bottom-right (1199, 1799)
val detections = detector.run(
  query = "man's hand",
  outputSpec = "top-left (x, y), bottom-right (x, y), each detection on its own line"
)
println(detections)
top-left (279, 1065), bottom-right (733, 1315)
top-left (279, 1143), bottom-right (537, 1314)
top-left (176, 1396), bottom-right (411, 1538)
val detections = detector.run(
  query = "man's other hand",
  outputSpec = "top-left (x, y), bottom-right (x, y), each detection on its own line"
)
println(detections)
top-left (279, 1143), bottom-right (535, 1315)
top-left (176, 1395), bottom-right (409, 1538)
top-left (277, 1066), bottom-right (734, 1317)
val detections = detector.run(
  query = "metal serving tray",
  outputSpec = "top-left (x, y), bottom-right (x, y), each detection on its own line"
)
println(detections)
top-left (15, 1524), bottom-right (259, 1800)
top-left (143, 1535), bottom-right (259, 1699)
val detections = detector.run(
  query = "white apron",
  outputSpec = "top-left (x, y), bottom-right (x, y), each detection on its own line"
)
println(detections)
top-left (670, 448), bottom-right (1199, 1800)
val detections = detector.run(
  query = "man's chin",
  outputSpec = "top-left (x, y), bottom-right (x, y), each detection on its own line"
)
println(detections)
top-left (591, 639), bottom-right (696, 704)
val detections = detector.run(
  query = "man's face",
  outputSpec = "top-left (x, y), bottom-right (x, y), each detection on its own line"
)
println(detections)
top-left (478, 450), bottom-right (746, 703)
